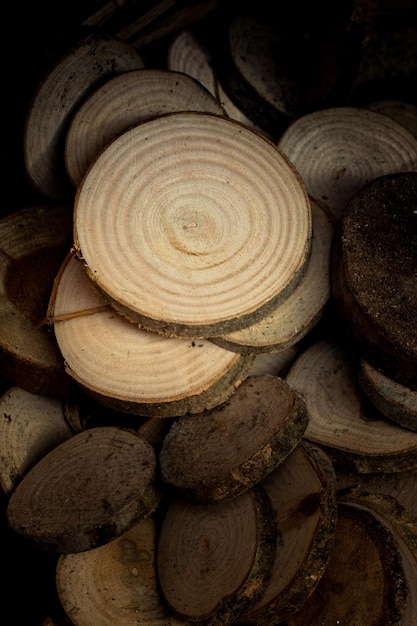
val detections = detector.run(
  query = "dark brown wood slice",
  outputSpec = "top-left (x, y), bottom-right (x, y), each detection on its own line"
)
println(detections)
top-left (283, 502), bottom-right (407, 625)
top-left (156, 486), bottom-right (276, 625)
top-left (159, 374), bottom-right (309, 504)
top-left (6, 426), bottom-right (161, 554)
top-left (240, 442), bottom-right (337, 625)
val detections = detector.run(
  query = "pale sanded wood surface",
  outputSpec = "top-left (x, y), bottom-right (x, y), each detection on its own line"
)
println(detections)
top-left (73, 111), bottom-right (312, 337)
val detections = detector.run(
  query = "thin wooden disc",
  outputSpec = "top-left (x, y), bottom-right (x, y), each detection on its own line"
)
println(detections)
top-left (285, 339), bottom-right (417, 473)
top-left (156, 487), bottom-right (276, 624)
top-left (73, 111), bottom-right (311, 337)
top-left (56, 516), bottom-right (187, 625)
top-left (24, 34), bottom-right (145, 200)
top-left (50, 253), bottom-right (254, 417)
top-left (0, 204), bottom-right (73, 395)
top-left (277, 106), bottom-right (417, 220)
top-left (211, 199), bottom-right (334, 353)
top-left (6, 426), bottom-right (160, 554)
top-left (65, 68), bottom-right (225, 188)
top-left (159, 374), bottom-right (309, 504)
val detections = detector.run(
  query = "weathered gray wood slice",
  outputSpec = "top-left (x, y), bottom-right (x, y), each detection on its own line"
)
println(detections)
top-left (277, 107), bottom-right (417, 220)
top-left (156, 486), bottom-right (276, 625)
top-left (331, 171), bottom-right (417, 389)
top-left (73, 111), bottom-right (312, 338)
top-left (286, 338), bottom-right (417, 473)
top-left (50, 253), bottom-right (254, 418)
top-left (240, 442), bottom-right (337, 625)
top-left (283, 502), bottom-right (407, 625)
top-left (159, 374), bottom-right (309, 504)
top-left (0, 204), bottom-right (73, 395)
top-left (358, 358), bottom-right (417, 431)
top-left (65, 68), bottom-right (225, 189)
top-left (56, 516), bottom-right (187, 625)
top-left (0, 387), bottom-right (73, 496)
top-left (23, 34), bottom-right (145, 200)
top-left (211, 199), bottom-right (333, 353)
top-left (6, 426), bottom-right (160, 554)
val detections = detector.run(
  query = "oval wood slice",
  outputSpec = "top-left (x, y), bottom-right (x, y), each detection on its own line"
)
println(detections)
top-left (56, 516), bottom-right (187, 625)
top-left (73, 111), bottom-right (312, 338)
top-left (331, 171), bottom-right (417, 388)
top-left (0, 204), bottom-right (73, 395)
top-left (366, 99), bottom-right (417, 138)
top-left (65, 68), bottom-right (225, 188)
top-left (283, 503), bottom-right (407, 625)
top-left (50, 253), bottom-right (254, 417)
top-left (156, 486), bottom-right (276, 625)
top-left (240, 442), bottom-right (337, 625)
top-left (358, 358), bottom-right (417, 431)
top-left (277, 106), bottom-right (417, 220)
top-left (24, 34), bottom-right (145, 200)
top-left (285, 338), bottom-right (417, 472)
top-left (0, 386), bottom-right (73, 495)
top-left (212, 199), bottom-right (334, 353)
top-left (159, 374), bottom-right (309, 504)
top-left (6, 426), bottom-right (160, 554)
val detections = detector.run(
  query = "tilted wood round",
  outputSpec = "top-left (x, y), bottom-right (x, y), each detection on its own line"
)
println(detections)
top-left (73, 111), bottom-right (312, 337)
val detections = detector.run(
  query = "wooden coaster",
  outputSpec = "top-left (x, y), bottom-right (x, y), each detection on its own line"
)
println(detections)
top-left (73, 111), bottom-right (311, 337)
top-left (6, 426), bottom-right (160, 554)
top-left (331, 171), bottom-right (417, 389)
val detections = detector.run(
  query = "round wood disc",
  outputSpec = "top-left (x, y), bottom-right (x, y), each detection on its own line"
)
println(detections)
top-left (24, 34), bottom-right (145, 200)
top-left (159, 374), bottom-right (309, 504)
top-left (331, 171), bottom-right (417, 389)
top-left (277, 106), bottom-right (417, 220)
top-left (73, 111), bottom-right (312, 337)
top-left (65, 68), bottom-right (225, 188)
top-left (50, 253), bottom-right (254, 417)
top-left (6, 426), bottom-right (160, 554)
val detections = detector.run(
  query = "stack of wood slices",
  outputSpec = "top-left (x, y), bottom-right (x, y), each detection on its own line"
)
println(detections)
top-left (2, 1), bottom-right (417, 624)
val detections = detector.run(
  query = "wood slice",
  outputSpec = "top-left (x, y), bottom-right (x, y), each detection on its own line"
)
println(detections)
top-left (358, 358), bottom-right (417, 431)
top-left (73, 111), bottom-right (311, 338)
top-left (248, 347), bottom-right (299, 378)
top-left (65, 68), bottom-right (225, 189)
top-left (365, 99), bottom-right (417, 138)
top-left (283, 503), bottom-right (407, 625)
top-left (277, 106), bottom-right (417, 220)
top-left (331, 171), bottom-right (417, 389)
top-left (285, 338), bottom-right (417, 473)
top-left (0, 386), bottom-right (73, 495)
top-left (6, 426), bottom-right (161, 554)
top-left (56, 516), bottom-right (187, 625)
top-left (211, 199), bottom-right (334, 353)
top-left (240, 442), bottom-right (337, 625)
top-left (159, 374), bottom-right (309, 504)
top-left (23, 34), bottom-right (145, 201)
top-left (156, 486), bottom-right (276, 625)
top-left (49, 253), bottom-right (254, 417)
top-left (0, 204), bottom-right (73, 396)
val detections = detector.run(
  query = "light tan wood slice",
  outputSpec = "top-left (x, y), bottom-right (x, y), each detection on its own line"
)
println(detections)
top-left (56, 516), bottom-right (188, 625)
top-left (23, 34), bottom-right (145, 200)
top-left (0, 386), bottom-right (73, 495)
top-left (358, 358), bottom-right (417, 431)
top-left (240, 442), bottom-right (337, 625)
top-left (156, 486), bottom-right (276, 625)
top-left (283, 503), bottom-right (407, 625)
top-left (211, 199), bottom-right (333, 353)
top-left (365, 99), bottom-right (417, 138)
top-left (0, 204), bottom-right (73, 396)
top-left (65, 68), bottom-right (225, 189)
top-left (50, 253), bottom-right (254, 417)
top-left (285, 338), bottom-right (417, 472)
top-left (277, 106), bottom-right (417, 220)
top-left (248, 346), bottom-right (299, 378)
top-left (159, 374), bottom-right (309, 504)
top-left (6, 426), bottom-right (161, 554)
top-left (73, 111), bottom-right (311, 337)
top-left (331, 171), bottom-right (417, 389)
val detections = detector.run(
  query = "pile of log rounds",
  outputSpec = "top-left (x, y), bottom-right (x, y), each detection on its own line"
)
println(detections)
top-left (1, 1), bottom-right (417, 624)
